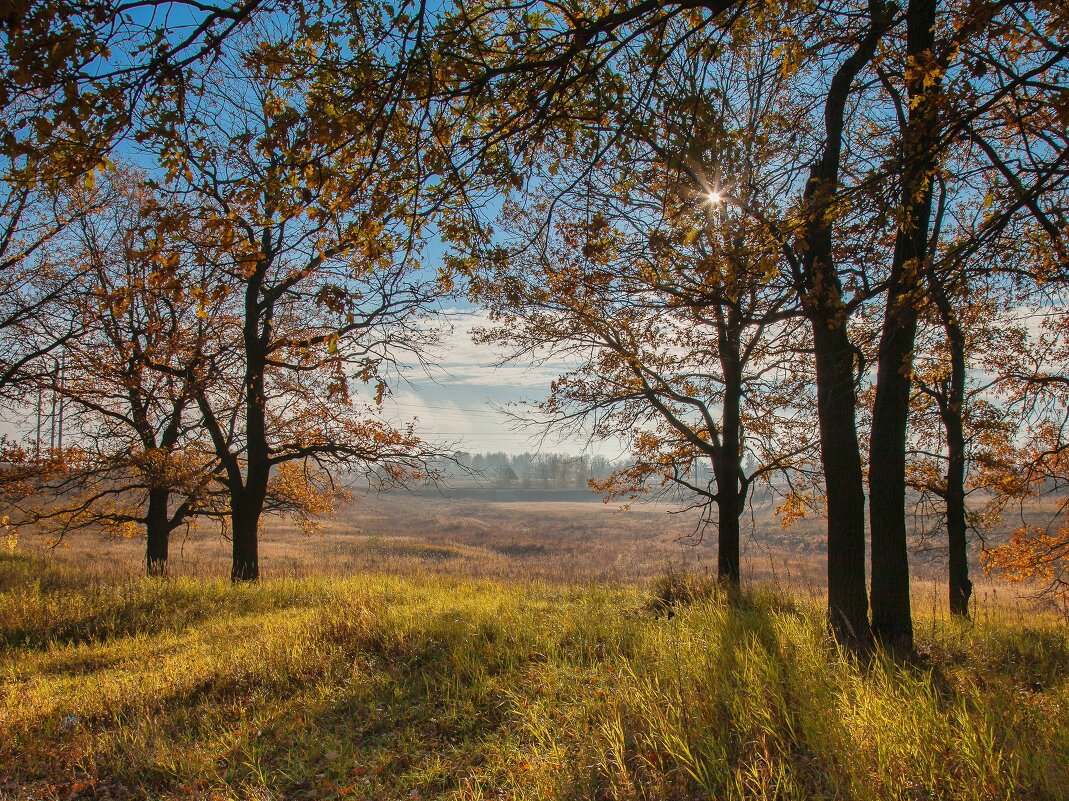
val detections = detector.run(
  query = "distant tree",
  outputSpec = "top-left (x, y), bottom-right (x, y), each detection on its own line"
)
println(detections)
top-left (494, 464), bottom-right (517, 488)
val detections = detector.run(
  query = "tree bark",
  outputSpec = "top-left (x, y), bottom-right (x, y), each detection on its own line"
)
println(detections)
top-left (230, 266), bottom-right (271, 582)
top-left (934, 284), bottom-right (972, 617)
top-left (944, 396), bottom-right (972, 617)
top-left (712, 449), bottom-right (742, 586)
top-left (717, 494), bottom-right (741, 585)
top-left (813, 319), bottom-right (871, 647)
top-left (230, 496), bottom-right (260, 582)
top-left (145, 487), bottom-right (170, 577)
top-left (715, 315), bottom-right (744, 586)
top-left (868, 0), bottom-right (938, 653)
top-left (868, 282), bottom-right (918, 650)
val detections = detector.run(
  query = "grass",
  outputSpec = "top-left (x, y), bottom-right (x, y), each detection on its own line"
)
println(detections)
top-left (2, 552), bottom-right (1068, 800)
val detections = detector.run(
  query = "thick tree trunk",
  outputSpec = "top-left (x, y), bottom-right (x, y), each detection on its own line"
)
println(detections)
top-left (868, 0), bottom-right (938, 653)
top-left (231, 494), bottom-right (261, 582)
top-left (145, 487), bottom-right (170, 577)
top-left (795, 1), bottom-right (888, 648)
top-left (713, 453), bottom-right (742, 586)
top-left (717, 499), bottom-right (741, 585)
top-left (813, 320), bottom-right (871, 647)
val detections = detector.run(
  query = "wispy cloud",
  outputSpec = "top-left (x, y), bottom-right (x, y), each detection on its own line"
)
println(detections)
top-left (381, 308), bottom-right (599, 453)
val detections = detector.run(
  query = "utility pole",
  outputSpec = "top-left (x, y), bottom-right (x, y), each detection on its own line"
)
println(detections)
top-left (49, 357), bottom-right (58, 452)
top-left (35, 385), bottom-right (42, 459)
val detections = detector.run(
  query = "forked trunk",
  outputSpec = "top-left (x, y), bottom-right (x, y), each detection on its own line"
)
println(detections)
top-left (231, 273), bottom-right (271, 583)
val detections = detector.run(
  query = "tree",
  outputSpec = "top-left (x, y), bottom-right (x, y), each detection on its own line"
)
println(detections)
top-left (0, 167), bottom-right (221, 574)
top-left (474, 40), bottom-right (821, 585)
top-left (144, 14), bottom-right (446, 580)
top-left (906, 271), bottom-right (1025, 617)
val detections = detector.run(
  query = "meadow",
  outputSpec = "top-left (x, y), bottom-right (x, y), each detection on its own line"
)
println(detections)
top-left (19, 492), bottom-right (897, 588)
top-left (2, 495), bottom-right (1067, 800)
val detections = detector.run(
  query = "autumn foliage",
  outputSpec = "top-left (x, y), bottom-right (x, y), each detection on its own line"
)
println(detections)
top-left (0, 1), bottom-right (1067, 651)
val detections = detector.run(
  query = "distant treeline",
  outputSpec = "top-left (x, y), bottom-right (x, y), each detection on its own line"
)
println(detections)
top-left (432, 451), bottom-right (628, 489)
top-left (424, 451), bottom-right (748, 493)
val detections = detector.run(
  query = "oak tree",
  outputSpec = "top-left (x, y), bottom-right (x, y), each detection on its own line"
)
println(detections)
top-left (145, 13), bottom-right (445, 580)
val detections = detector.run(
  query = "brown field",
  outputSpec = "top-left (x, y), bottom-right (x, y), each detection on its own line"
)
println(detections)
top-left (19, 488), bottom-right (1051, 619)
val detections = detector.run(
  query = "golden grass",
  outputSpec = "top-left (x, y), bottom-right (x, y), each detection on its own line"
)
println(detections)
top-left (2, 552), bottom-right (1067, 801)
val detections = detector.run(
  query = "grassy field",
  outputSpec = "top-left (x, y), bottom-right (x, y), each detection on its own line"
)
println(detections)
top-left (2, 551), bottom-right (1068, 801)
top-left (23, 491), bottom-right (964, 589)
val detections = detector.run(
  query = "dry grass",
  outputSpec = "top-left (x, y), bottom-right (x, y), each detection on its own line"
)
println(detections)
top-left (4, 492), bottom-right (1065, 799)
top-left (18, 492), bottom-right (927, 586)
top-left (1, 553), bottom-right (1067, 800)
top-left (20, 491), bottom-right (1044, 619)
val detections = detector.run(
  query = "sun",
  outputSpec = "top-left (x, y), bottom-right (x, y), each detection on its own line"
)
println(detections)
top-left (705, 190), bottom-right (723, 205)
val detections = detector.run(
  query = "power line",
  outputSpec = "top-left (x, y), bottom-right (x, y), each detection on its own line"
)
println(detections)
top-left (381, 402), bottom-right (524, 415)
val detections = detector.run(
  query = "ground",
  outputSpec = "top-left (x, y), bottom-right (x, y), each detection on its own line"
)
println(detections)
top-left (2, 493), bottom-right (1067, 799)
top-left (21, 491), bottom-right (1027, 609)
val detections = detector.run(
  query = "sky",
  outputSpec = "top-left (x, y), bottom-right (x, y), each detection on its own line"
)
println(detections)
top-left (1, 307), bottom-right (615, 458)
top-left (380, 308), bottom-right (620, 456)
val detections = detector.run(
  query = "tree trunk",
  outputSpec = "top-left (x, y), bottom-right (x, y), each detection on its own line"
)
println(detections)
top-left (868, 288), bottom-right (918, 651)
top-left (813, 319), bottom-right (871, 647)
top-left (231, 495), bottom-right (261, 582)
top-left (868, 0), bottom-right (938, 653)
top-left (941, 304), bottom-right (971, 617)
top-left (945, 407), bottom-right (971, 616)
top-left (145, 487), bottom-right (170, 577)
top-left (795, 1), bottom-right (888, 648)
top-left (713, 452), bottom-right (742, 586)
top-left (231, 269), bottom-right (271, 583)
top-left (715, 318), bottom-right (744, 586)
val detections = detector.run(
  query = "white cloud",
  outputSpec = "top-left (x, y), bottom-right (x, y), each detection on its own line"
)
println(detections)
top-left (379, 308), bottom-right (604, 453)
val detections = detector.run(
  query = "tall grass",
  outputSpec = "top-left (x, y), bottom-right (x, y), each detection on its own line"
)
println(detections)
top-left (1, 552), bottom-right (1066, 800)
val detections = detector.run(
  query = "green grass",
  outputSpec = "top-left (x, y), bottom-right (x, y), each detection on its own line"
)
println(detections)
top-left (1, 552), bottom-right (1068, 800)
